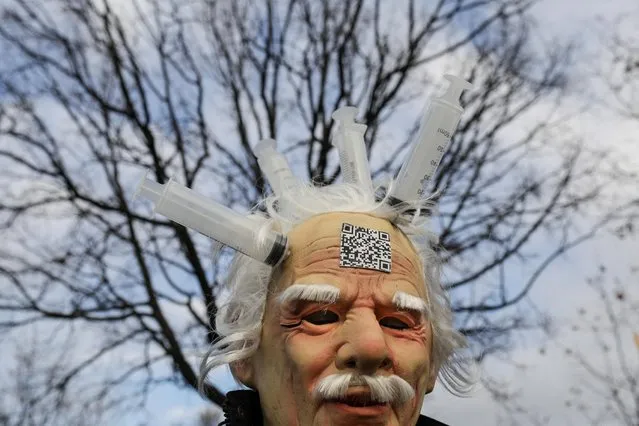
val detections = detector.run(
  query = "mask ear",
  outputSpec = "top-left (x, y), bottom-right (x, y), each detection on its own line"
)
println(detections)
top-left (230, 359), bottom-right (255, 389)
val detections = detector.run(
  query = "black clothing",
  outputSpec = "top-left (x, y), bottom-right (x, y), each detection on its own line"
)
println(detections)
top-left (220, 390), bottom-right (449, 426)
top-left (221, 390), bottom-right (262, 426)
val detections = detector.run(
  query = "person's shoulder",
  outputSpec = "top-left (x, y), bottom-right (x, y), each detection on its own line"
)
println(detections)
top-left (417, 414), bottom-right (450, 426)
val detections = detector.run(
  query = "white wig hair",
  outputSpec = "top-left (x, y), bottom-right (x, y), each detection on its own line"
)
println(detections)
top-left (198, 179), bottom-right (477, 396)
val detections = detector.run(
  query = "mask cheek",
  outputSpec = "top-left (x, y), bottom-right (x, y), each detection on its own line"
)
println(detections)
top-left (283, 329), bottom-right (303, 347)
top-left (284, 333), bottom-right (337, 392)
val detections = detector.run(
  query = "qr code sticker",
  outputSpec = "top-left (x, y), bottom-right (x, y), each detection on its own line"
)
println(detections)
top-left (339, 223), bottom-right (391, 273)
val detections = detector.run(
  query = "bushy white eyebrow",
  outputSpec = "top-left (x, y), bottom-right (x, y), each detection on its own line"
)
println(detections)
top-left (392, 291), bottom-right (429, 315)
top-left (278, 284), bottom-right (341, 305)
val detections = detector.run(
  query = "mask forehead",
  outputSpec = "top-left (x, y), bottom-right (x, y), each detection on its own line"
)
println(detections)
top-left (276, 212), bottom-right (426, 299)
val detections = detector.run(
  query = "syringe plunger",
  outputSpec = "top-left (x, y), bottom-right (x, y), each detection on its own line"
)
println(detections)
top-left (134, 173), bottom-right (288, 266)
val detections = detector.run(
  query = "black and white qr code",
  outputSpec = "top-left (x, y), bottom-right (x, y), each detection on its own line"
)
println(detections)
top-left (339, 223), bottom-right (391, 273)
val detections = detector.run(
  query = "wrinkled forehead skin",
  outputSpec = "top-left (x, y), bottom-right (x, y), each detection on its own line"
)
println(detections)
top-left (273, 211), bottom-right (427, 297)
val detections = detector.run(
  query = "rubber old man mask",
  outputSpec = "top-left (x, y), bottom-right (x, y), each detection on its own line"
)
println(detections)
top-left (232, 211), bottom-right (439, 426)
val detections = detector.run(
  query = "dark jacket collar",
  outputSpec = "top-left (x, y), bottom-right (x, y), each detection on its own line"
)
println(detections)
top-left (221, 390), bottom-right (263, 425)
top-left (221, 390), bottom-right (449, 426)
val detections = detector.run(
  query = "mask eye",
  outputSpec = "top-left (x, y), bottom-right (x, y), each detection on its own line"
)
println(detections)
top-left (303, 310), bottom-right (339, 325)
top-left (379, 317), bottom-right (410, 330)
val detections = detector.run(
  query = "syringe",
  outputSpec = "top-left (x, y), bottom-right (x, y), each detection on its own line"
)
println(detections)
top-left (390, 74), bottom-right (472, 203)
top-left (133, 172), bottom-right (288, 266)
top-left (252, 138), bottom-right (300, 196)
top-left (331, 106), bottom-right (374, 196)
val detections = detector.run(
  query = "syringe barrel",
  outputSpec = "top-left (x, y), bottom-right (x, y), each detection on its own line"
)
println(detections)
top-left (254, 139), bottom-right (298, 196)
top-left (331, 107), bottom-right (373, 194)
top-left (136, 175), bottom-right (287, 266)
top-left (391, 75), bottom-right (472, 202)
top-left (392, 99), bottom-right (460, 201)
top-left (339, 125), bottom-right (373, 192)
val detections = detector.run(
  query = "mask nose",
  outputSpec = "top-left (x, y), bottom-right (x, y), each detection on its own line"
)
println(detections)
top-left (335, 309), bottom-right (392, 374)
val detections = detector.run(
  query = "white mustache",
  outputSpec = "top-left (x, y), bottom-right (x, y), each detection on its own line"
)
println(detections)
top-left (313, 373), bottom-right (415, 405)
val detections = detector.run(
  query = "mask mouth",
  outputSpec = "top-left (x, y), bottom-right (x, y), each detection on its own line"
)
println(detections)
top-left (328, 390), bottom-right (389, 407)
top-left (313, 373), bottom-right (416, 407)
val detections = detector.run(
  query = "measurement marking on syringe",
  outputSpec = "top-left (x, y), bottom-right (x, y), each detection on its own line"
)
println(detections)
top-left (437, 128), bottom-right (451, 138)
